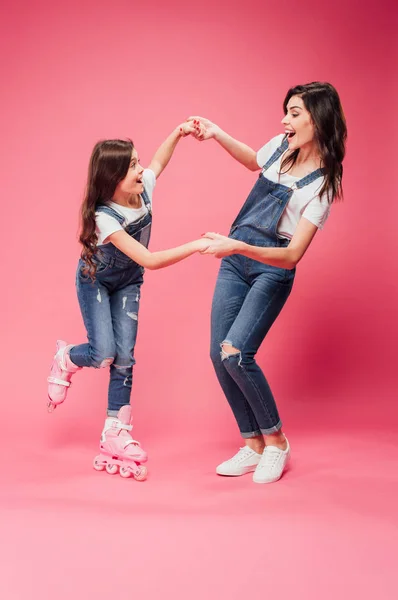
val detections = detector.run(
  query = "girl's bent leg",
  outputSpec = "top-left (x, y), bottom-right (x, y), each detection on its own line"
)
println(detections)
top-left (69, 275), bottom-right (116, 368)
top-left (47, 276), bottom-right (115, 410)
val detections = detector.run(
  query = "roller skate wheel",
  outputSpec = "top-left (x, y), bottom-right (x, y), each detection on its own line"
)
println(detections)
top-left (134, 466), bottom-right (148, 481)
top-left (119, 467), bottom-right (132, 478)
top-left (106, 463), bottom-right (118, 475)
top-left (93, 458), bottom-right (105, 471)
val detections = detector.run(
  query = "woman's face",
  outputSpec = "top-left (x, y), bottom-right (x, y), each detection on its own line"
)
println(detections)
top-left (115, 149), bottom-right (145, 197)
top-left (281, 95), bottom-right (316, 151)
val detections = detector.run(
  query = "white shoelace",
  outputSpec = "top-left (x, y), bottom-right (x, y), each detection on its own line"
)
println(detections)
top-left (258, 447), bottom-right (283, 471)
top-left (230, 447), bottom-right (255, 463)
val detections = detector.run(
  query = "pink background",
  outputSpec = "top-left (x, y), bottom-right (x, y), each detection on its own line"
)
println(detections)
top-left (1, 0), bottom-right (397, 598)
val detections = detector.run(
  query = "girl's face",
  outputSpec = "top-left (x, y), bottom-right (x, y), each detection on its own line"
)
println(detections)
top-left (281, 95), bottom-right (316, 151)
top-left (115, 149), bottom-right (144, 197)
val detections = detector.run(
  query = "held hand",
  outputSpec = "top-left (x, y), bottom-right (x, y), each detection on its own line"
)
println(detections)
top-left (194, 237), bottom-right (212, 253)
top-left (179, 121), bottom-right (206, 138)
top-left (200, 232), bottom-right (238, 258)
top-left (186, 116), bottom-right (221, 141)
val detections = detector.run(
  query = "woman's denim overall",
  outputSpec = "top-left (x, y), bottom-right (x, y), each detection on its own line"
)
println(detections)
top-left (210, 138), bottom-right (324, 436)
top-left (69, 190), bottom-right (152, 416)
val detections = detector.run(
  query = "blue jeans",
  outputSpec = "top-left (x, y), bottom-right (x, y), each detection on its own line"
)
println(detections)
top-left (69, 259), bottom-right (143, 416)
top-left (210, 255), bottom-right (294, 437)
top-left (211, 136), bottom-right (320, 438)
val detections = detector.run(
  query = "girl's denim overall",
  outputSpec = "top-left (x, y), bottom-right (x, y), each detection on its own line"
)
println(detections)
top-left (69, 190), bottom-right (152, 416)
top-left (210, 138), bottom-right (324, 437)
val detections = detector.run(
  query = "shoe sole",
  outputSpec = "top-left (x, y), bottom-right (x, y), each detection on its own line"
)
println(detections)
top-left (253, 473), bottom-right (283, 484)
top-left (216, 464), bottom-right (259, 477)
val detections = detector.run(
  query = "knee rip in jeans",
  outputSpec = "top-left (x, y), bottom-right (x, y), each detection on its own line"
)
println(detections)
top-left (220, 341), bottom-right (242, 366)
top-left (99, 357), bottom-right (114, 368)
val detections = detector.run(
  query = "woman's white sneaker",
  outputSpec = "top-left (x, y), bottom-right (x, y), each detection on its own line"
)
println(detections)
top-left (253, 439), bottom-right (290, 484)
top-left (216, 446), bottom-right (263, 476)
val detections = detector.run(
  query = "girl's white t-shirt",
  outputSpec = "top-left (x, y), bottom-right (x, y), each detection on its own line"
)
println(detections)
top-left (95, 169), bottom-right (156, 245)
top-left (256, 134), bottom-right (330, 239)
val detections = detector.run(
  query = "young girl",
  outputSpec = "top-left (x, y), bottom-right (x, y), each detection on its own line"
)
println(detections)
top-left (47, 121), bottom-right (208, 480)
top-left (192, 82), bottom-right (347, 483)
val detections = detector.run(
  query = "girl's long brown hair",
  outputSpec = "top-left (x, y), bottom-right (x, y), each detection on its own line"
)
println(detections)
top-left (281, 82), bottom-right (347, 202)
top-left (79, 139), bottom-right (134, 278)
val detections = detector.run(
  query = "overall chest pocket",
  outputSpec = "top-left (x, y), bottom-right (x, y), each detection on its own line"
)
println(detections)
top-left (254, 193), bottom-right (285, 230)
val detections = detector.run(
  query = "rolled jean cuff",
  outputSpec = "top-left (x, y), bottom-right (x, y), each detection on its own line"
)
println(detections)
top-left (260, 421), bottom-right (282, 435)
top-left (107, 410), bottom-right (119, 417)
top-left (241, 430), bottom-right (262, 439)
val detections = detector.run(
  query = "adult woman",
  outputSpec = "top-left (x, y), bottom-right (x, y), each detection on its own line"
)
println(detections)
top-left (194, 82), bottom-right (347, 483)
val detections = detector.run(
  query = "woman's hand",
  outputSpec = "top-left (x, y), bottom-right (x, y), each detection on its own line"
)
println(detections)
top-left (179, 120), bottom-right (206, 138)
top-left (184, 118), bottom-right (259, 170)
top-left (148, 121), bottom-right (206, 178)
top-left (185, 116), bottom-right (222, 141)
top-left (200, 232), bottom-right (241, 258)
top-left (193, 237), bottom-right (212, 253)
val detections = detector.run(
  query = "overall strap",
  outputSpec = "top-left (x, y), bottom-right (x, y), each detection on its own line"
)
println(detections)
top-left (295, 168), bottom-right (325, 189)
top-left (141, 188), bottom-right (152, 214)
top-left (96, 204), bottom-right (126, 226)
top-left (262, 137), bottom-right (325, 190)
top-left (262, 137), bottom-right (289, 171)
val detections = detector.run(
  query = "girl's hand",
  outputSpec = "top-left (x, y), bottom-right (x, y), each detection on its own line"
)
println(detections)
top-left (194, 237), bottom-right (212, 252)
top-left (185, 116), bottom-right (221, 141)
top-left (200, 232), bottom-right (239, 258)
top-left (178, 121), bottom-right (206, 138)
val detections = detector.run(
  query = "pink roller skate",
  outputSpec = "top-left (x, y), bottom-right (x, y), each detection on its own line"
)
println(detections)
top-left (93, 405), bottom-right (148, 481)
top-left (47, 340), bottom-right (81, 412)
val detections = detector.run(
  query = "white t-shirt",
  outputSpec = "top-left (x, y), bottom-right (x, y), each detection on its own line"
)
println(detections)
top-left (257, 134), bottom-right (330, 239)
top-left (95, 169), bottom-right (156, 245)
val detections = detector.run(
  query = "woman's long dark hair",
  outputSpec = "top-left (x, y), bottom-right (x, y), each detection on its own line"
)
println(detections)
top-left (79, 139), bottom-right (134, 278)
top-left (281, 82), bottom-right (347, 202)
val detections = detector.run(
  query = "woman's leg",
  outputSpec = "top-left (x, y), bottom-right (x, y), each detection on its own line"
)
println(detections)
top-left (214, 271), bottom-right (293, 481)
top-left (218, 272), bottom-right (293, 439)
top-left (211, 261), bottom-right (262, 440)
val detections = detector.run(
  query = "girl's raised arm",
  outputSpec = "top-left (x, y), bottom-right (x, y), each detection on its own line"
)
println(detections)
top-left (148, 121), bottom-right (202, 178)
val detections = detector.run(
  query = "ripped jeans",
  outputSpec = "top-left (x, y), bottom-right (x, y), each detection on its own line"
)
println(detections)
top-left (210, 255), bottom-right (294, 438)
top-left (69, 259), bottom-right (143, 416)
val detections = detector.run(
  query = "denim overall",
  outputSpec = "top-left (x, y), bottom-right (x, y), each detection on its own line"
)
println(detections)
top-left (69, 189), bottom-right (152, 416)
top-left (210, 138), bottom-right (324, 437)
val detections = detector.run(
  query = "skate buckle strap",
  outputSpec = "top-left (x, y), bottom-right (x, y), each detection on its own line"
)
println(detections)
top-left (124, 439), bottom-right (141, 448)
top-left (111, 422), bottom-right (132, 432)
top-left (47, 376), bottom-right (71, 387)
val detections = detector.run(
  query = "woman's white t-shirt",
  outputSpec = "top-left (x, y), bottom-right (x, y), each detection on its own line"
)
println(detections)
top-left (256, 134), bottom-right (330, 240)
top-left (95, 169), bottom-right (156, 245)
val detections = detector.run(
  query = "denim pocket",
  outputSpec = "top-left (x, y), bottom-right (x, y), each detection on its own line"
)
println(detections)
top-left (78, 258), bottom-right (111, 281)
top-left (95, 260), bottom-right (111, 274)
top-left (254, 193), bottom-right (283, 230)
